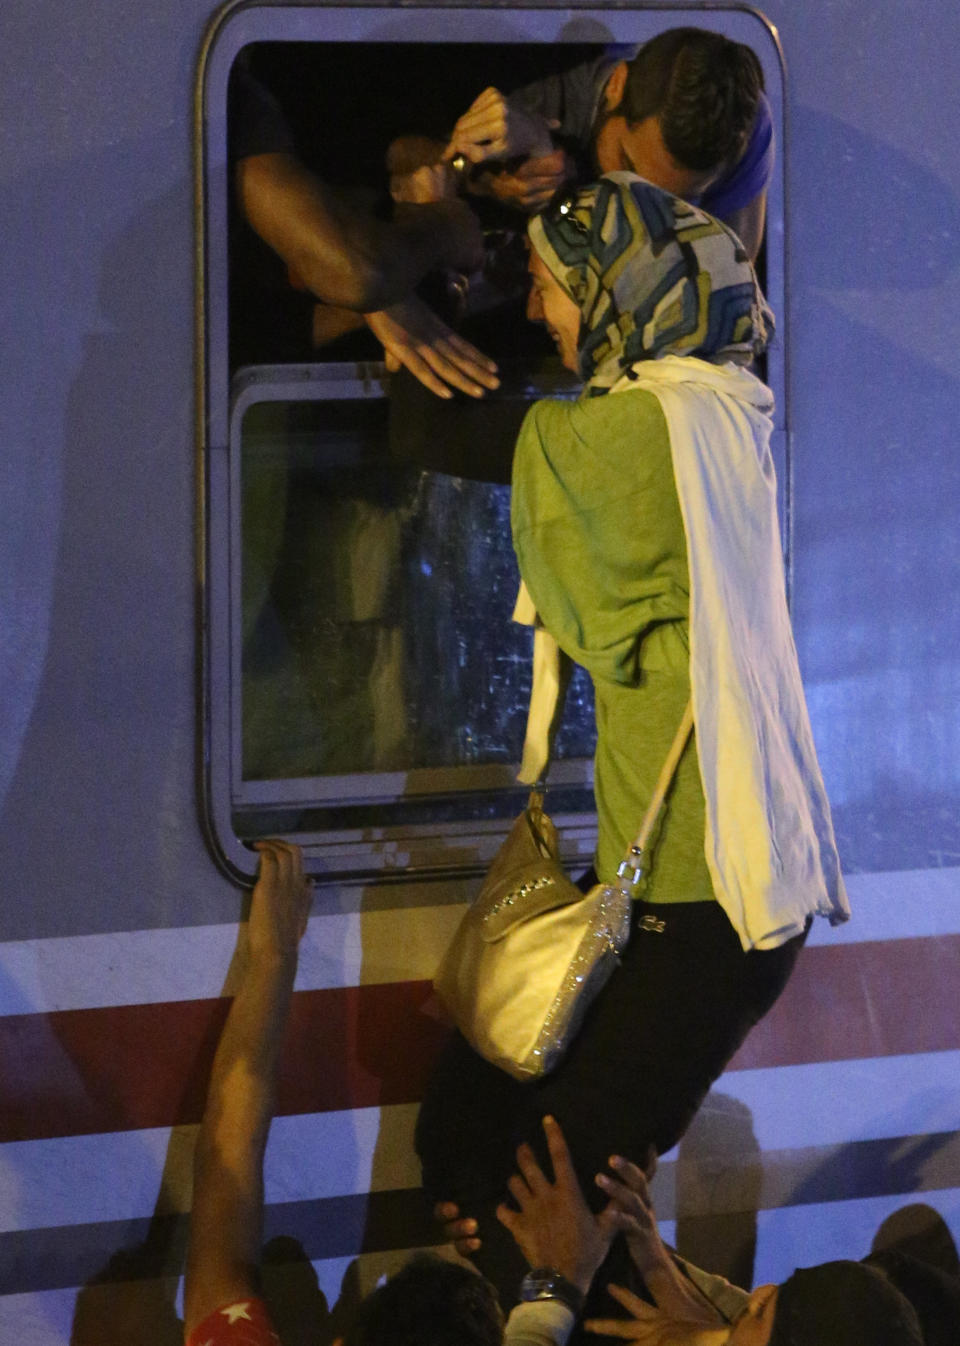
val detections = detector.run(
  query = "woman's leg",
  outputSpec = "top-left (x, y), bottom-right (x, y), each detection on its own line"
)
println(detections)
top-left (414, 1029), bottom-right (534, 1300)
top-left (528, 900), bottom-right (806, 1192)
top-left (415, 898), bottom-right (806, 1306)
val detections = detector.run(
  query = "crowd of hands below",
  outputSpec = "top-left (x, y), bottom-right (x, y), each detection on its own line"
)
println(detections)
top-left (205, 842), bottom-right (778, 1346)
top-left (436, 1112), bottom-right (777, 1345)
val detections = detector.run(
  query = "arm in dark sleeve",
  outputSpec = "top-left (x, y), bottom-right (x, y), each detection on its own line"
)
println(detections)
top-left (228, 61), bottom-right (297, 160)
top-left (508, 48), bottom-right (633, 151)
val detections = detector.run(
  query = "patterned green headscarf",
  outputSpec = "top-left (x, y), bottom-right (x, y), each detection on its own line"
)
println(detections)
top-left (528, 171), bottom-right (774, 393)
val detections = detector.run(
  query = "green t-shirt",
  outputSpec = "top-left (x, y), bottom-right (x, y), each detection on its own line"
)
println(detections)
top-left (511, 390), bottom-right (715, 903)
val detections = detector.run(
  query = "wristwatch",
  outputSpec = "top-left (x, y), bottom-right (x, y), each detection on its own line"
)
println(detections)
top-left (519, 1268), bottom-right (586, 1316)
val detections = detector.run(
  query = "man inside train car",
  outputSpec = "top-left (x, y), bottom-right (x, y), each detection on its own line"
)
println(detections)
top-left (182, 842), bottom-right (629, 1346)
top-left (229, 58), bottom-right (500, 400)
top-left (438, 27), bottom-right (772, 261)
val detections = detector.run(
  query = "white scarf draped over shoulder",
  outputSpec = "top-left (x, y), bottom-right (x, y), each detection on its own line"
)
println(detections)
top-left (515, 354), bottom-right (849, 952)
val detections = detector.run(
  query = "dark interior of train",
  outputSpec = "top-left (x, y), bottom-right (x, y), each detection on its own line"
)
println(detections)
top-left (229, 42), bottom-right (601, 827)
top-left (228, 41), bottom-right (603, 370)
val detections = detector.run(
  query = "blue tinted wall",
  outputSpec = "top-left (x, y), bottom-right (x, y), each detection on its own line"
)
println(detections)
top-left (0, 1), bottom-right (959, 1332)
top-left (775, 1), bottom-right (960, 873)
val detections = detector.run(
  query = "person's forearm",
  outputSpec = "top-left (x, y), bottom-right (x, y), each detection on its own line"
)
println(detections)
top-left (184, 951), bottom-right (296, 1323)
top-left (641, 1257), bottom-right (727, 1326)
top-left (238, 153), bottom-right (473, 313)
top-left (291, 202), bottom-right (449, 312)
top-left (238, 154), bottom-right (391, 310)
top-left (197, 951), bottom-right (296, 1167)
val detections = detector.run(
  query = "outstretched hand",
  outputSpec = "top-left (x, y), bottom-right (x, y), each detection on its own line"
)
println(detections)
top-left (585, 1285), bottom-right (730, 1345)
top-left (444, 86), bottom-right (557, 165)
top-left (595, 1153), bottom-right (728, 1330)
top-left (495, 1115), bottom-right (621, 1295)
top-left (594, 1150), bottom-right (671, 1280)
top-left (365, 296), bottom-right (499, 400)
top-left (248, 840), bottom-right (313, 966)
top-left (433, 1133), bottom-right (656, 1274)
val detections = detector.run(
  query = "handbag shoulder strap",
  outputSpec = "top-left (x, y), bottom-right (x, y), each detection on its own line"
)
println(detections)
top-left (615, 699), bottom-right (694, 892)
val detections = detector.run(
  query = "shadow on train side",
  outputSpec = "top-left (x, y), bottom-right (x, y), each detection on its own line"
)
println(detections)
top-left (0, 44), bottom-right (952, 1346)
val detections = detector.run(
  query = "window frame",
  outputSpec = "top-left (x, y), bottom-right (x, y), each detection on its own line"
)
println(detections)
top-left (195, 1), bottom-right (788, 882)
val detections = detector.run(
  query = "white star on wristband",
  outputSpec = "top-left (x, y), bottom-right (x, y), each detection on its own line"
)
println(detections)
top-left (221, 1302), bottom-right (254, 1324)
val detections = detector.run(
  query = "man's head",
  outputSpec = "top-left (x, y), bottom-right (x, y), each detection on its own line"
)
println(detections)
top-left (595, 27), bottom-right (763, 199)
top-left (761, 1260), bottom-right (925, 1346)
top-left (343, 1255), bottom-right (504, 1346)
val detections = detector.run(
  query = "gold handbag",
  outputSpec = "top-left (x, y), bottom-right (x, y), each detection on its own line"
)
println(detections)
top-left (434, 701), bottom-right (693, 1080)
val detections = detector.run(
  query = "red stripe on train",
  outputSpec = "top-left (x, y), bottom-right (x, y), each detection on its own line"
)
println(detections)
top-left (2, 937), bottom-right (959, 1142)
top-left (0, 981), bottom-right (449, 1142)
top-left (729, 932), bottom-right (960, 1071)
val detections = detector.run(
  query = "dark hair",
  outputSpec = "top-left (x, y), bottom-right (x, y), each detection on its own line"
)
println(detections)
top-left (343, 1255), bottom-right (504, 1346)
top-left (617, 28), bottom-right (764, 171)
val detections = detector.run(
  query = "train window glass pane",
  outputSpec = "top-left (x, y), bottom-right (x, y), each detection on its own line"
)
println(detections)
top-left (228, 366), bottom-right (598, 857)
top-left (240, 398), bottom-right (599, 784)
top-left (198, 6), bottom-right (787, 880)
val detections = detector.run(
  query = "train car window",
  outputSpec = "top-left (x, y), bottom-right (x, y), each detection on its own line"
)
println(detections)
top-left (198, 4), bottom-right (787, 882)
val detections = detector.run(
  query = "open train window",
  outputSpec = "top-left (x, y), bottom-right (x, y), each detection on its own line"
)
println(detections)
top-left (197, 4), bottom-right (787, 882)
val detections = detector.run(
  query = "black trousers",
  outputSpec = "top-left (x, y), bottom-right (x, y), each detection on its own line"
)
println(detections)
top-left (415, 898), bottom-right (807, 1306)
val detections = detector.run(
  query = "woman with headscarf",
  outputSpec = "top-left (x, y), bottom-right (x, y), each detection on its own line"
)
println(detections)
top-left (416, 173), bottom-right (848, 1305)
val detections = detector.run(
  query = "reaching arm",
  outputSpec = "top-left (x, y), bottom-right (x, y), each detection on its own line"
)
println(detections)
top-left (238, 152), bottom-right (498, 397)
top-left (593, 1156), bottom-right (724, 1326)
top-left (440, 87), bottom-right (570, 214)
top-left (183, 841), bottom-right (313, 1336)
top-left (236, 151), bottom-right (485, 312)
top-left (495, 1115), bottom-right (621, 1297)
top-left (583, 1284), bottom-right (730, 1346)
top-left (467, 150), bottom-right (573, 215)
top-left (444, 86), bottom-right (557, 166)
top-left (436, 1141), bottom-right (733, 1332)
